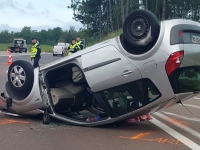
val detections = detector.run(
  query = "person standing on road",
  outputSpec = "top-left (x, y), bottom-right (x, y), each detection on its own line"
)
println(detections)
top-left (76, 36), bottom-right (84, 50)
top-left (30, 37), bottom-right (41, 68)
top-left (67, 39), bottom-right (80, 56)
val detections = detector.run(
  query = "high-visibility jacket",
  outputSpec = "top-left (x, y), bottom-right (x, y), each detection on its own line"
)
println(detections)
top-left (69, 43), bottom-right (80, 52)
top-left (76, 40), bottom-right (84, 50)
top-left (30, 43), bottom-right (39, 58)
top-left (67, 43), bottom-right (80, 56)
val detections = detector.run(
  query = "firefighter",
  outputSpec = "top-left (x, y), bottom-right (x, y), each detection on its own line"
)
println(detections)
top-left (76, 36), bottom-right (84, 50)
top-left (67, 39), bottom-right (80, 56)
top-left (30, 37), bottom-right (41, 68)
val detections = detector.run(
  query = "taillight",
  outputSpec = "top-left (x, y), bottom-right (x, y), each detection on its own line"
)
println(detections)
top-left (165, 51), bottom-right (184, 75)
top-left (178, 31), bottom-right (183, 37)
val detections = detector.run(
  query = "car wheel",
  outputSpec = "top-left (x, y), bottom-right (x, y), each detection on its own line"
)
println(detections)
top-left (8, 60), bottom-right (34, 92)
top-left (122, 9), bottom-right (160, 54)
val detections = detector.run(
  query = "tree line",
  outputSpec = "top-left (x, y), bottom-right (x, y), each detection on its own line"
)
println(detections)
top-left (0, 26), bottom-right (85, 45)
top-left (69, 0), bottom-right (200, 40)
top-left (0, 0), bottom-right (200, 45)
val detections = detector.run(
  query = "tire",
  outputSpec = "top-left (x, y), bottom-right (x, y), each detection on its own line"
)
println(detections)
top-left (122, 9), bottom-right (160, 53)
top-left (8, 60), bottom-right (34, 92)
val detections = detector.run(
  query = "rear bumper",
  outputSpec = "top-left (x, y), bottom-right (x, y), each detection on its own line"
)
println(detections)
top-left (53, 51), bottom-right (63, 54)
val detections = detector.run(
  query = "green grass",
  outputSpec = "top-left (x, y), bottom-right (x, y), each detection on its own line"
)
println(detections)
top-left (0, 43), bottom-right (53, 52)
top-left (103, 29), bottom-right (122, 41)
top-left (86, 29), bottom-right (123, 47)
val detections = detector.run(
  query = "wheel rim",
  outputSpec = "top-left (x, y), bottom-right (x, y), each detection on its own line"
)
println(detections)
top-left (129, 16), bottom-right (150, 40)
top-left (10, 65), bottom-right (26, 87)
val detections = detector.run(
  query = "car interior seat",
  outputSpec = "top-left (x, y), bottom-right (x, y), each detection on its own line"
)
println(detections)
top-left (111, 96), bottom-right (128, 112)
top-left (72, 66), bottom-right (86, 84)
top-left (50, 66), bottom-right (86, 107)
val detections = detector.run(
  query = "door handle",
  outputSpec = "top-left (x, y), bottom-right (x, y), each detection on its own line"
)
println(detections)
top-left (122, 70), bottom-right (133, 76)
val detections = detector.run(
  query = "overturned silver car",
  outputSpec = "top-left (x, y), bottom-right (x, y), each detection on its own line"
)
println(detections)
top-left (1, 9), bottom-right (200, 126)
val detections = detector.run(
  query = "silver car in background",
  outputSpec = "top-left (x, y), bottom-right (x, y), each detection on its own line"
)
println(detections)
top-left (0, 9), bottom-right (200, 126)
top-left (53, 42), bottom-right (69, 57)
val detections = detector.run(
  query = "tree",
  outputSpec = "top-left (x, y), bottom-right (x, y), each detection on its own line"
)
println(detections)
top-left (120, 0), bottom-right (125, 27)
top-left (109, 0), bottom-right (113, 32)
top-left (162, 0), bottom-right (166, 20)
top-left (51, 27), bottom-right (63, 44)
top-left (20, 26), bottom-right (32, 43)
top-left (1, 0), bottom-right (200, 46)
top-left (125, 0), bottom-right (130, 17)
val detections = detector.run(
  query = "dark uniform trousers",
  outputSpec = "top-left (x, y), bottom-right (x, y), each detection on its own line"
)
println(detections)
top-left (33, 57), bottom-right (40, 68)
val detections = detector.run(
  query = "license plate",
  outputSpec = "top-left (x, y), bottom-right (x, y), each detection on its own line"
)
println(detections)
top-left (191, 35), bottom-right (200, 43)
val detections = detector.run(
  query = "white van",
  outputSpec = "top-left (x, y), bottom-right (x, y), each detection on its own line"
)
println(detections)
top-left (53, 43), bottom-right (70, 57)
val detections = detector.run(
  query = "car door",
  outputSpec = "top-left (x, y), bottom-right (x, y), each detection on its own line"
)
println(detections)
top-left (81, 45), bottom-right (142, 92)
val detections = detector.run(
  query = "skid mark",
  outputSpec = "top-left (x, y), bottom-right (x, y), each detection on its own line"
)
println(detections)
top-left (167, 118), bottom-right (190, 126)
top-left (0, 119), bottom-right (29, 125)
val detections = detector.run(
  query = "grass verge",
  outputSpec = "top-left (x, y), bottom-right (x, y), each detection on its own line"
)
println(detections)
top-left (86, 29), bottom-right (122, 47)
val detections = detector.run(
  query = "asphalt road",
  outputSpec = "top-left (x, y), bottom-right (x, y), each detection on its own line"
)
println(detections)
top-left (0, 51), bottom-right (200, 150)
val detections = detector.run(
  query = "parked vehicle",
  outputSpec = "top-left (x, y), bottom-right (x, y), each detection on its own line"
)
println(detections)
top-left (7, 38), bottom-right (27, 53)
top-left (0, 9), bottom-right (200, 126)
top-left (53, 43), bottom-right (69, 56)
top-left (57, 43), bottom-right (69, 47)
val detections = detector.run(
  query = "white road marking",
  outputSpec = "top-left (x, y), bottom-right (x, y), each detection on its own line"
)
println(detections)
top-left (154, 112), bottom-right (200, 140)
top-left (178, 104), bottom-right (200, 109)
top-left (150, 116), bottom-right (200, 150)
top-left (162, 111), bottom-right (200, 123)
top-left (193, 97), bottom-right (200, 100)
